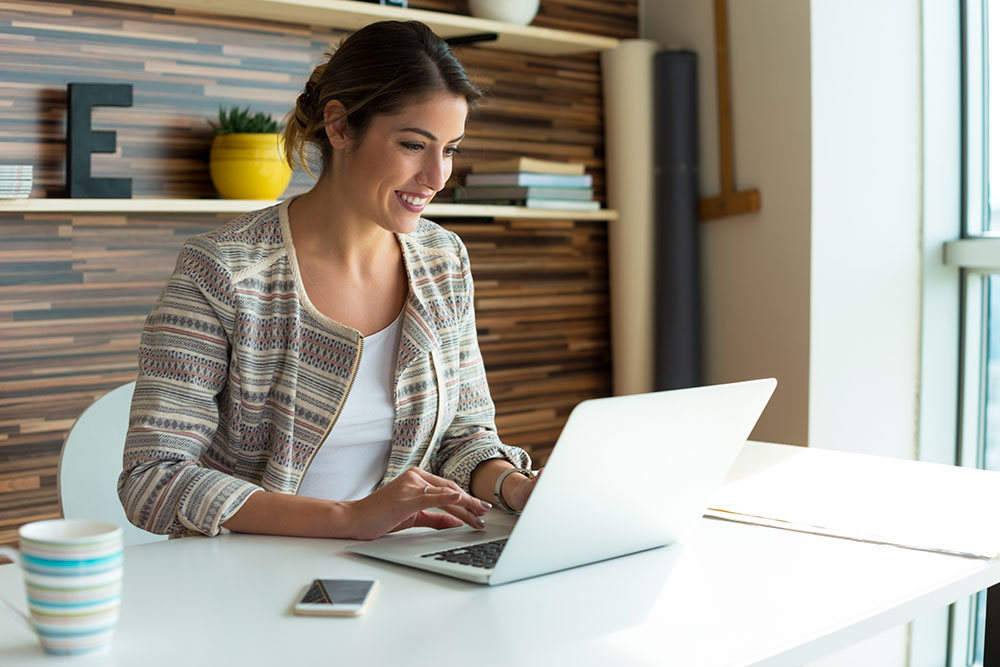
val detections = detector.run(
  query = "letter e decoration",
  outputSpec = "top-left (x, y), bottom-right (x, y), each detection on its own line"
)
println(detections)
top-left (66, 83), bottom-right (133, 198)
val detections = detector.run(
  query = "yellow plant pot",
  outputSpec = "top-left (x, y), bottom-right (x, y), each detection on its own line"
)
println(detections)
top-left (209, 133), bottom-right (292, 200)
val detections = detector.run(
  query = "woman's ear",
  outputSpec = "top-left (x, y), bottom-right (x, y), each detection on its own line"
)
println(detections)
top-left (323, 100), bottom-right (350, 150)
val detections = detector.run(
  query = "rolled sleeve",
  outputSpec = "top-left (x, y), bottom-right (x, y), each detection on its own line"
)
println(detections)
top-left (117, 241), bottom-right (261, 537)
top-left (430, 239), bottom-right (531, 491)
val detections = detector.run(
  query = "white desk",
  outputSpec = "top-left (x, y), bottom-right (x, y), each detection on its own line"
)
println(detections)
top-left (1, 443), bottom-right (999, 667)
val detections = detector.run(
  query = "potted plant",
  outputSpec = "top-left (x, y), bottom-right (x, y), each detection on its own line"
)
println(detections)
top-left (208, 106), bottom-right (292, 200)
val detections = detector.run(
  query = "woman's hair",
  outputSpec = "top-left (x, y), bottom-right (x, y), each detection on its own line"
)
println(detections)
top-left (284, 20), bottom-right (483, 175)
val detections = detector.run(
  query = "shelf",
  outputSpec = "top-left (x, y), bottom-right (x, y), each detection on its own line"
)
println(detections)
top-left (0, 198), bottom-right (618, 220)
top-left (115, 0), bottom-right (620, 55)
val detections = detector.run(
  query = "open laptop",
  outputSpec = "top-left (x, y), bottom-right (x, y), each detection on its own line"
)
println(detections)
top-left (346, 378), bottom-right (777, 585)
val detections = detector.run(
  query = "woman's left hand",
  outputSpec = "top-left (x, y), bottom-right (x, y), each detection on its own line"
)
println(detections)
top-left (502, 468), bottom-right (543, 512)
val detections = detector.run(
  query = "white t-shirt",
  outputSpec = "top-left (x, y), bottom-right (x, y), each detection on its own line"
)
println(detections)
top-left (297, 309), bottom-right (404, 501)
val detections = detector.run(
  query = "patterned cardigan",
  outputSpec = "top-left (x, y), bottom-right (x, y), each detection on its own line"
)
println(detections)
top-left (118, 200), bottom-right (530, 537)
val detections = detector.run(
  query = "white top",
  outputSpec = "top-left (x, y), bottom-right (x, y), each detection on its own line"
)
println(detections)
top-left (297, 309), bottom-right (404, 502)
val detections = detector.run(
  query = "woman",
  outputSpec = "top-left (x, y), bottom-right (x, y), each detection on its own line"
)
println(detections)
top-left (118, 20), bottom-right (539, 540)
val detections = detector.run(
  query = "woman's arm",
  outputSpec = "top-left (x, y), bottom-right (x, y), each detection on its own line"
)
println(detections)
top-left (469, 458), bottom-right (538, 513)
top-left (222, 491), bottom-right (349, 537)
top-left (223, 467), bottom-right (492, 540)
top-left (118, 241), bottom-right (259, 537)
top-left (430, 235), bottom-right (537, 510)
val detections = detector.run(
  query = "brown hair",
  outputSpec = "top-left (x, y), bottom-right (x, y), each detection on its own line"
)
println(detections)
top-left (284, 20), bottom-right (483, 176)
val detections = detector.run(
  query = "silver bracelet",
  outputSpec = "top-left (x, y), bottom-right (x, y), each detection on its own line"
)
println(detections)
top-left (493, 467), bottom-right (533, 515)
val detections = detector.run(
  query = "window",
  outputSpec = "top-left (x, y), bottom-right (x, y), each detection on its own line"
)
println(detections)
top-left (944, 1), bottom-right (1000, 664)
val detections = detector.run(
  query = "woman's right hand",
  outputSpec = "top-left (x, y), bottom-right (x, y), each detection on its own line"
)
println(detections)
top-left (345, 467), bottom-right (492, 541)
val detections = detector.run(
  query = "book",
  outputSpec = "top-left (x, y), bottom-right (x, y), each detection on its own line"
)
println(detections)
top-left (0, 166), bottom-right (32, 178)
top-left (455, 185), bottom-right (594, 201)
top-left (466, 198), bottom-right (601, 211)
top-left (464, 172), bottom-right (593, 188)
top-left (470, 157), bottom-right (586, 175)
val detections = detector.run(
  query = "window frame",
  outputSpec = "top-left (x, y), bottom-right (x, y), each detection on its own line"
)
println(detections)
top-left (939, 0), bottom-right (1000, 664)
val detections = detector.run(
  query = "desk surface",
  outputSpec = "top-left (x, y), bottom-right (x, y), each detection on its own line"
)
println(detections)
top-left (2, 443), bottom-right (999, 667)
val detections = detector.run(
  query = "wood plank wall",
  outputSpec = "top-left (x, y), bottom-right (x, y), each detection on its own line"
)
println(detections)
top-left (0, 0), bottom-right (636, 545)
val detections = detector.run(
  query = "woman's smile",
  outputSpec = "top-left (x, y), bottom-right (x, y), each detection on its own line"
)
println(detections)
top-left (396, 190), bottom-right (431, 212)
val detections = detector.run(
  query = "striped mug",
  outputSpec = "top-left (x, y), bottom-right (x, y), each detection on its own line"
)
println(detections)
top-left (0, 519), bottom-right (123, 655)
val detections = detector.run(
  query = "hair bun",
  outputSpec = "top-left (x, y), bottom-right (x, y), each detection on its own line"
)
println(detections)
top-left (300, 81), bottom-right (318, 111)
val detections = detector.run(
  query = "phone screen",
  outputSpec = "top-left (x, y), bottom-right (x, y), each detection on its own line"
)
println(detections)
top-left (299, 579), bottom-right (375, 606)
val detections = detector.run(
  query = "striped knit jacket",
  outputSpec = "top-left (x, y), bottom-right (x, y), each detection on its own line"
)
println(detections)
top-left (118, 200), bottom-right (530, 537)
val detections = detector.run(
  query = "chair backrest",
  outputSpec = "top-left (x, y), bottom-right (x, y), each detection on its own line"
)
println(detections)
top-left (58, 381), bottom-right (166, 547)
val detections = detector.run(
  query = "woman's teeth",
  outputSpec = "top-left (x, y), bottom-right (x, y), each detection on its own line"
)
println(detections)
top-left (399, 193), bottom-right (427, 206)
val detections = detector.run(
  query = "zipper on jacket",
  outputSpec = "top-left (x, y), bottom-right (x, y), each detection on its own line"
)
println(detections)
top-left (418, 348), bottom-right (446, 470)
top-left (292, 334), bottom-right (364, 494)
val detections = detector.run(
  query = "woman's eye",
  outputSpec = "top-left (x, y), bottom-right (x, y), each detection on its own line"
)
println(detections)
top-left (444, 146), bottom-right (461, 158)
top-left (401, 142), bottom-right (423, 152)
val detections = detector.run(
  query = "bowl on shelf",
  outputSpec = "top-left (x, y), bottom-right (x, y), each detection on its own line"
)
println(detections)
top-left (468, 0), bottom-right (539, 26)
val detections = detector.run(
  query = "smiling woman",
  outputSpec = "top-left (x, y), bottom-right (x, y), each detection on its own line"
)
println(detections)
top-left (117, 20), bottom-right (540, 543)
top-left (296, 93), bottom-right (469, 239)
top-left (283, 20), bottom-right (481, 179)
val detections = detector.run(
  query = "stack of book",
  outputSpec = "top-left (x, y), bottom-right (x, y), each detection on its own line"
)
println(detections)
top-left (456, 157), bottom-right (599, 211)
top-left (0, 165), bottom-right (32, 199)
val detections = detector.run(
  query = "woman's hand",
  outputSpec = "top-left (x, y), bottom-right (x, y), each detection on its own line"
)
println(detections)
top-left (346, 467), bottom-right (492, 541)
top-left (501, 468), bottom-right (543, 512)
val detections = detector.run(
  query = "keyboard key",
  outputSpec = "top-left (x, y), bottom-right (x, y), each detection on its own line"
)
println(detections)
top-left (420, 538), bottom-right (508, 569)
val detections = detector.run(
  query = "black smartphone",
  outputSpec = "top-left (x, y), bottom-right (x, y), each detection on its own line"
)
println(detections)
top-left (292, 578), bottom-right (378, 617)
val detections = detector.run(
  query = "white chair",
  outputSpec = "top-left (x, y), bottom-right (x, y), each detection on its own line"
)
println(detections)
top-left (58, 381), bottom-right (167, 547)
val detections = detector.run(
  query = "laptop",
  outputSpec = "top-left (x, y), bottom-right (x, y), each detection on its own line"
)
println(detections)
top-left (346, 378), bottom-right (777, 585)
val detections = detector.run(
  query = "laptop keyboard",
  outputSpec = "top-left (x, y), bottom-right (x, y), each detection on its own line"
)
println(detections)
top-left (420, 538), bottom-right (508, 569)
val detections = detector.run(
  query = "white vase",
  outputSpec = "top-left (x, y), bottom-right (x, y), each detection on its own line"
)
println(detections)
top-left (468, 0), bottom-right (540, 26)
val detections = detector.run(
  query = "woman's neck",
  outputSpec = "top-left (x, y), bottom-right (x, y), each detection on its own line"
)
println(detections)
top-left (288, 173), bottom-right (397, 274)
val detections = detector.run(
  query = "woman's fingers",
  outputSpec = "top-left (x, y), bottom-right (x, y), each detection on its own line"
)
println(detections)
top-left (410, 488), bottom-right (486, 530)
top-left (409, 468), bottom-right (469, 498)
top-left (407, 510), bottom-right (465, 531)
top-left (439, 503), bottom-right (487, 529)
top-left (352, 468), bottom-right (494, 539)
top-left (405, 468), bottom-right (491, 518)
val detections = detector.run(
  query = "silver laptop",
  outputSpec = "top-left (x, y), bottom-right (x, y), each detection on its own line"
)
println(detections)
top-left (346, 378), bottom-right (777, 585)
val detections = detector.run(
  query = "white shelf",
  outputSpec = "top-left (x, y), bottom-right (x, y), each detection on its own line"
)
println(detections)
top-left (0, 198), bottom-right (617, 220)
top-left (116, 0), bottom-right (619, 55)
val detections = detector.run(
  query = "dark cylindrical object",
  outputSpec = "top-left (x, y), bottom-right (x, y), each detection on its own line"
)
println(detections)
top-left (653, 50), bottom-right (702, 391)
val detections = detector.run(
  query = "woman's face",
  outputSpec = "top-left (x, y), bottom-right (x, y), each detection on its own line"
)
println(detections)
top-left (337, 92), bottom-right (468, 234)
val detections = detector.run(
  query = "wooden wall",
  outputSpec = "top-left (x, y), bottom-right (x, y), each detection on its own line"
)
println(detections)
top-left (0, 0), bottom-right (636, 545)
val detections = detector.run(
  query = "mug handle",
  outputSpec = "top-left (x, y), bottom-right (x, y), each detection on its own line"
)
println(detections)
top-left (0, 546), bottom-right (32, 632)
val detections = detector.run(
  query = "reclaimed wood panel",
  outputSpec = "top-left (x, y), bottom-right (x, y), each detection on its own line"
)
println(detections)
top-left (443, 218), bottom-right (611, 460)
top-left (0, 212), bottom-right (224, 545)
top-left (0, 0), bottom-right (622, 202)
top-left (0, 0), bottom-right (635, 545)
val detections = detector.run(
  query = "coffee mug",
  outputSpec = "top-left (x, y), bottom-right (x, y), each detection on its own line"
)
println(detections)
top-left (0, 519), bottom-right (123, 655)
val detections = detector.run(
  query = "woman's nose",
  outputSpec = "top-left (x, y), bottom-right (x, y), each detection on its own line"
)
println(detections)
top-left (417, 154), bottom-right (450, 192)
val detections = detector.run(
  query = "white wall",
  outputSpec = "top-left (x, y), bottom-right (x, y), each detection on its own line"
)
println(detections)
top-left (641, 0), bottom-right (926, 665)
top-left (642, 0), bottom-right (811, 446)
top-left (642, 0), bottom-right (923, 456)
top-left (809, 0), bottom-right (922, 462)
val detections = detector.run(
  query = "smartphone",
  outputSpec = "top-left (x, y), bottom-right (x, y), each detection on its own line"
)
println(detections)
top-left (293, 578), bottom-right (378, 616)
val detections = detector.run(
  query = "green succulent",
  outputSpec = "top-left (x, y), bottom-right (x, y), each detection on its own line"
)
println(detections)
top-left (209, 106), bottom-right (281, 134)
